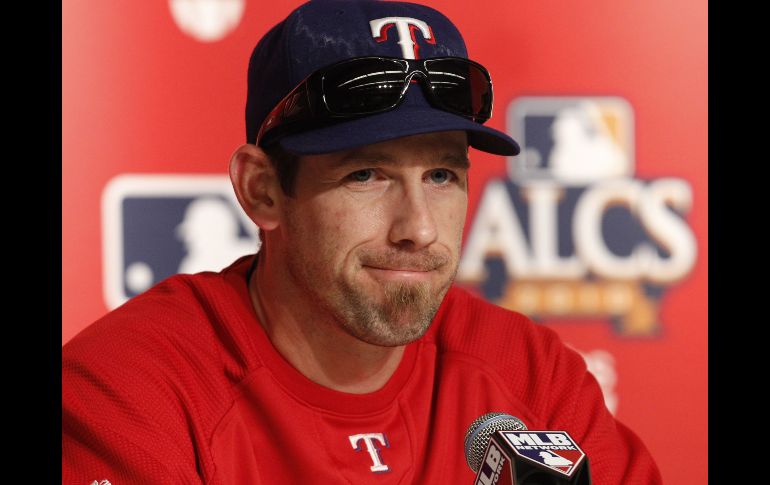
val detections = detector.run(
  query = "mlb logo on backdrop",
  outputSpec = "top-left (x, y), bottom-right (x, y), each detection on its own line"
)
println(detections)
top-left (457, 96), bottom-right (697, 336)
top-left (507, 97), bottom-right (635, 184)
top-left (102, 175), bottom-right (259, 309)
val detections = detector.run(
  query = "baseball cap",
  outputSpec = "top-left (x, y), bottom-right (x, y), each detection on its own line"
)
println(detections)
top-left (245, 0), bottom-right (520, 156)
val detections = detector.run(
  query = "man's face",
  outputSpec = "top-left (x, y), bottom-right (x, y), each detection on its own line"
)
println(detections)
top-left (275, 131), bottom-right (469, 347)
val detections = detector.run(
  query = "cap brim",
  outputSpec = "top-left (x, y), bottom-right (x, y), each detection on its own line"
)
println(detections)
top-left (278, 88), bottom-right (520, 156)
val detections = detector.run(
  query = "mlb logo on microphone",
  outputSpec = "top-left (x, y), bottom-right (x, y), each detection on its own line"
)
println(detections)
top-left (500, 431), bottom-right (586, 478)
top-left (102, 174), bottom-right (259, 309)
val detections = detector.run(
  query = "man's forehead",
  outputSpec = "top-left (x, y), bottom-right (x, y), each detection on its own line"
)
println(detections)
top-left (330, 150), bottom-right (470, 169)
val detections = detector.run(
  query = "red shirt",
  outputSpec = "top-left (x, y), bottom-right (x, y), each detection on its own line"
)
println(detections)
top-left (63, 255), bottom-right (662, 484)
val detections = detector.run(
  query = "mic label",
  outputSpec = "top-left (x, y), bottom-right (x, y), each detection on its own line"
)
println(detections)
top-left (475, 441), bottom-right (512, 485)
top-left (500, 430), bottom-right (586, 478)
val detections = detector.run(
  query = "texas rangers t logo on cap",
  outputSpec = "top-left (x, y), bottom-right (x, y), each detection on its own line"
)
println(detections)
top-left (370, 17), bottom-right (436, 59)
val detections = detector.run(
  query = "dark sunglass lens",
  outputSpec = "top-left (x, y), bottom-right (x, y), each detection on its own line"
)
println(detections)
top-left (426, 60), bottom-right (492, 120)
top-left (323, 59), bottom-right (406, 114)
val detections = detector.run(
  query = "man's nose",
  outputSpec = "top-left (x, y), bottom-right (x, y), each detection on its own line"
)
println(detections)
top-left (387, 181), bottom-right (438, 250)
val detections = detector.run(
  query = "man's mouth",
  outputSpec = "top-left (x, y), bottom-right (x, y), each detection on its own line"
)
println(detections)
top-left (362, 265), bottom-right (435, 282)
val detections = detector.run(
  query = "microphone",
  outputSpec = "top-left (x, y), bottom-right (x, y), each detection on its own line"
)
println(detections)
top-left (464, 412), bottom-right (592, 485)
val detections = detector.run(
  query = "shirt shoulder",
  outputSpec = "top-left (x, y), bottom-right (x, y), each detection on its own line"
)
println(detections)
top-left (63, 254), bottom-right (261, 379)
top-left (434, 285), bottom-right (569, 367)
top-left (431, 286), bottom-right (587, 420)
top-left (62, 255), bottom-right (262, 484)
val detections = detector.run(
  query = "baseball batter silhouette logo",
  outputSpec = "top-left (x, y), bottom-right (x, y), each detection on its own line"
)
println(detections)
top-left (102, 174), bottom-right (258, 309)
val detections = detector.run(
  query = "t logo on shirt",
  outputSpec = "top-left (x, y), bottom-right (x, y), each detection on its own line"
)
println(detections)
top-left (349, 433), bottom-right (391, 473)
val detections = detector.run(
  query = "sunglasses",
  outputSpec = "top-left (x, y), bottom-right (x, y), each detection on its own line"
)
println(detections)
top-left (256, 56), bottom-right (495, 147)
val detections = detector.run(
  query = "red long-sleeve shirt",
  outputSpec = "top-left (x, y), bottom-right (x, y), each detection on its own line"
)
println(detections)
top-left (62, 254), bottom-right (662, 484)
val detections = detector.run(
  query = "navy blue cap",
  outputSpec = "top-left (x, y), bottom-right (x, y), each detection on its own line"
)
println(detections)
top-left (245, 0), bottom-right (520, 156)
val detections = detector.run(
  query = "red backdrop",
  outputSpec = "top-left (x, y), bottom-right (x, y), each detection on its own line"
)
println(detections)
top-left (62, 0), bottom-right (707, 482)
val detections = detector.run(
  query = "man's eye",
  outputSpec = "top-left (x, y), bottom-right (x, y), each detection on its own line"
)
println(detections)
top-left (429, 169), bottom-right (453, 184)
top-left (348, 169), bottom-right (374, 182)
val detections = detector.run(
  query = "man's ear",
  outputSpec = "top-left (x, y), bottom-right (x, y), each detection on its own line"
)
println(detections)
top-left (229, 144), bottom-right (282, 231)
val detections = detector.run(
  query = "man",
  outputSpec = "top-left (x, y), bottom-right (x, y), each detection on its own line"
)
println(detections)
top-left (63, 1), bottom-right (663, 483)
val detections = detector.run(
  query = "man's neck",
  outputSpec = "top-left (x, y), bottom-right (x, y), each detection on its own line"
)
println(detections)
top-left (248, 256), bottom-right (406, 394)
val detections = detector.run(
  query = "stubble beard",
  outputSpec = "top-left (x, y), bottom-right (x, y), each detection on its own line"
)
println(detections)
top-left (337, 269), bottom-right (455, 347)
top-left (285, 242), bottom-right (457, 347)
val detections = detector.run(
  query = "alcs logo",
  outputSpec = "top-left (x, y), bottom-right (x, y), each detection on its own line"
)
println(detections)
top-left (457, 97), bottom-right (697, 336)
